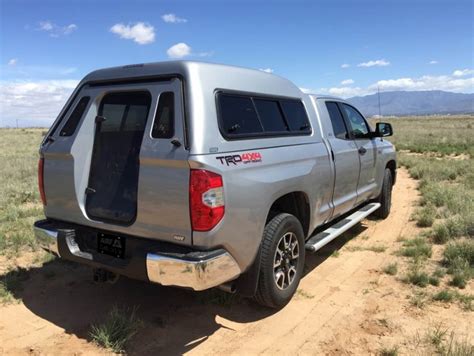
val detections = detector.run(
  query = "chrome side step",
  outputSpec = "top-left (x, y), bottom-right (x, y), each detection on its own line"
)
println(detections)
top-left (305, 202), bottom-right (381, 252)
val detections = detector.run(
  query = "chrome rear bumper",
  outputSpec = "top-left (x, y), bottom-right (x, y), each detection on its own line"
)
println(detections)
top-left (146, 251), bottom-right (241, 291)
top-left (33, 220), bottom-right (241, 291)
top-left (34, 222), bottom-right (60, 256)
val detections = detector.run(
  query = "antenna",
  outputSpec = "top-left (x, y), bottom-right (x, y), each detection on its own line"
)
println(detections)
top-left (377, 86), bottom-right (382, 119)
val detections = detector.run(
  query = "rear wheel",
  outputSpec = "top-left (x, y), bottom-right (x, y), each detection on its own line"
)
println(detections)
top-left (255, 213), bottom-right (305, 308)
top-left (374, 168), bottom-right (393, 219)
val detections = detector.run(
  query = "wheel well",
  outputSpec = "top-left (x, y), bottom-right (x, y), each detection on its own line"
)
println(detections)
top-left (386, 160), bottom-right (396, 185)
top-left (266, 192), bottom-right (310, 237)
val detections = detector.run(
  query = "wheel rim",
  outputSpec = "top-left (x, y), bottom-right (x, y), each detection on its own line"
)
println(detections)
top-left (273, 232), bottom-right (299, 290)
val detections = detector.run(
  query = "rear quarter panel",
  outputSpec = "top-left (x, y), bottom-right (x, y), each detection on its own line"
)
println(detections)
top-left (190, 143), bottom-right (332, 271)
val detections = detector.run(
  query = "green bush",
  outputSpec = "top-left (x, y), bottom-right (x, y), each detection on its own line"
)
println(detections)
top-left (398, 237), bottom-right (432, 259)
top-left (404, 263), bottom-right (430, 288)
top-left (433, 290), bottom-right (454, 302)
top-left (443, 240), bottom-right (474, 288)
top-left (444, 240), bottom-right (474, 268)
top-left (415, 205), bottom-right (437, 227)
top-left (89, 305), bottom-right (142, 353)
top-left (383, 263), bottom-right (398, 276)
top-left (429, 276), bottom-right (440, 286)
top-left (450, 273), bottom-right (467, 289)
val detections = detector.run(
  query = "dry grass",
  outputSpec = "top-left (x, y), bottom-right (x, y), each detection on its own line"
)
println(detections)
top-left (89, 305), bottom-right (142, 353)
top-left (374, 115), bottom-right (474, 156)
top-left (0, 129), bottom-right (45, 258)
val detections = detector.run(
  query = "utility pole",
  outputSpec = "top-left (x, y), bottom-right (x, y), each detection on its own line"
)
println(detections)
top-left (16, 119), bottom-right (19, 129)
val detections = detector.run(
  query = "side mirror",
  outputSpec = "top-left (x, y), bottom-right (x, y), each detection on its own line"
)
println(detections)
top-left (375, 122), bottom-right (393, 137)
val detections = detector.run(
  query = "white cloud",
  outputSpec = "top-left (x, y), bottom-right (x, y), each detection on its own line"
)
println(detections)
top-left (0, 80), bottom-right (79, 126)
top-left (326, 86), bottom-right (368, 97)
top-left (3, 64), bottom-right (77, 77)
top-left (58, 67), bottom-right (77, 75)
top-left (110, 22), bottom-right (155, 45)
top-left (164, 43), bottom-right (212, 59)
top-left (371, 75), bottom-right (474, 92)
top-left (341, 79), bottom-right (354, 85)
top-left (319, 71), bottom-right (474, 98)
top-left (8, 58), bottom-right (17, 66)
top-left (63, 24), bottom-right (78, 35)
top-left (299, 87), bottom-right (314, 94)
top-left (162, 13), bottom-right (187, 23)
top-left (429, 60), bottom-right (438, 64)
top-left (38, 21), bottom-right (77, 37)
top-left (39, 21), bottom-right (54, 31)
top-left (357, 59), bottom-right (390, 67)
top-left (341, 63), bottom-right (350, 68)
top-left (167, 42), bottom-right (192, 58)
top-left (452, 69), bottom-right (474, 77)
top-left (197, 51), bottom-right (214, 57)
top-left (259, 68), bottom-right (274, 73)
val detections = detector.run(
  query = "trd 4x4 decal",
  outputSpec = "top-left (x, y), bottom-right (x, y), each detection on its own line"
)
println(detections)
top-left (216, 152), bottom-right (262, 166)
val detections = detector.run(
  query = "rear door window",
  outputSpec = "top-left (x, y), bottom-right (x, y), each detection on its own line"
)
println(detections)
top-left (100, 92), bottom-right (151, 132)
top-left (151, 92), bottom-right (174, 138)
top-left (123, 105), bottom-right (149, 131)
top-left (326, 102), bottom-right (349, 139)
top-left (101, 103), bottom-right (126, 132)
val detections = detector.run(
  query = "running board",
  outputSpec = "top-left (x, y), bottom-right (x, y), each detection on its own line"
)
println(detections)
top-left (305, 202), bottom-right (381, 252)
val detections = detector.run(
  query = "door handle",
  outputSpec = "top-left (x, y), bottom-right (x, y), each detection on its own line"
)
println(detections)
top-left (358, 147), bottom-right (367, 155)
top-left (85, 187), bottom-right (96, 194)
top-left (171, 139), bottom-right (182, 147)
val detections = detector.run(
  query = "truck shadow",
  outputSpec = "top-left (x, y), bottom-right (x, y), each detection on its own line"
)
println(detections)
top-left (3, 223), bottom-right (367, 355)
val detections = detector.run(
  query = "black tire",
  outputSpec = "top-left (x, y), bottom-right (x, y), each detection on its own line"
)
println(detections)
top-left (374, 168), bottom-right (393, 219)
top-left (255, 213), bottom-right (305, 308)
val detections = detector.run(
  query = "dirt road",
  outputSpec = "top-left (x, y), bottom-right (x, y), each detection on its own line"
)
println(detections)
top-left (1, 169), bottom-right (472, 355)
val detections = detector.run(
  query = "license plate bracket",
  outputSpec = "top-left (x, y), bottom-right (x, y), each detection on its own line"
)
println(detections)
top-left (98, 233), bottom-right (126, 258)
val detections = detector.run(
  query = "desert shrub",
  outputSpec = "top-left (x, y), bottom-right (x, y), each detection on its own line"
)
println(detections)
top-left (443, 240), bottom-right (474, 289)
top-left (414, 204), bottom-right (437, 227)
top-left (398, 237), bottom-right (432, 259)
top-left (383, 263), bottom-right (398, 276)
top-left (89, 305), bottom-right (142, 353)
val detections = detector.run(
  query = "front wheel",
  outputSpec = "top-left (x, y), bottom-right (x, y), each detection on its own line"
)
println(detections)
top-left (255, 213), bottom-right (305, 308)
top-left (374, 168), bottom-right (393, 219)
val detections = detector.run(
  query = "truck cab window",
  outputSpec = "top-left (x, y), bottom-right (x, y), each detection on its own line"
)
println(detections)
top-left (341, 104), bottom-right (370, 139)
top-left (326, 102), bottom-right (349, 139)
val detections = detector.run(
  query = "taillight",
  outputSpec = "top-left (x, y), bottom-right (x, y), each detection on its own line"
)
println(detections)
top-left (38, 158), bottom-right (47, 206)
top-left (190, 169), bottom-right (225, 231)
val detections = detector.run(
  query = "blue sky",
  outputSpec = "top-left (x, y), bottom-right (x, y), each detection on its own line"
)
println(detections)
top-left (1, 0), bottom-right (473, 126)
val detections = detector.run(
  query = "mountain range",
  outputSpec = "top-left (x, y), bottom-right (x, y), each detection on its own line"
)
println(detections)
top-left (347, 90), bottom-right (474, 117)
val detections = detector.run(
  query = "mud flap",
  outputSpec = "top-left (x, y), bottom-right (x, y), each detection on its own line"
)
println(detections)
top-left (234, 247), bottom-right (262, 297)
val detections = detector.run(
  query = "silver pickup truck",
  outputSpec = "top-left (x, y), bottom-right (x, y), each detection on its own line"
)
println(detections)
top-left (34, 61), bottom-right (396, 308)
